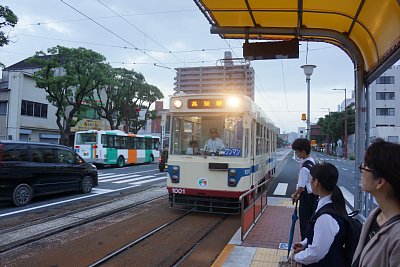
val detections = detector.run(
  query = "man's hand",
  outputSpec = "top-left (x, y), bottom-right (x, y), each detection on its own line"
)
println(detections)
top-left (292, 242), bottom-right (304, 253)
top-left (291, 193), bottom-right (299, 203)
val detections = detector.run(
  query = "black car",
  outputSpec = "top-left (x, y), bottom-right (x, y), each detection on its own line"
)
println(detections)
top-left (0, 141), bottom-right (98, 206)
top-left (159, 148), bottom-right (168, 172)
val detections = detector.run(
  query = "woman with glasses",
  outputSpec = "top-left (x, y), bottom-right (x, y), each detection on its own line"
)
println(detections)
top-left (292, 162), bottom-right (348, 266)
top-left (352, 139), bottom-right (400, 267)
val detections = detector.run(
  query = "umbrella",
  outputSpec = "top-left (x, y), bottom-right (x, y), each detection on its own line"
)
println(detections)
top-left (287, 200), bottom-right (299, 258)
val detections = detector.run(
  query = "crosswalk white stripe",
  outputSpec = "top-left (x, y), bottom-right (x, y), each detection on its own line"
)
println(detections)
top-left (98, 173), bottom-right (117, 177)
top-left (101, 174), bottom-right (140, 182)
top-left (129, 176), bottom-right (166, 185)
top-left (99, 173), bottom-right (136, 180)
top-left (113, 175), bottom-right (155, 184)
top-left (273, 183), bottom-right (288, 195)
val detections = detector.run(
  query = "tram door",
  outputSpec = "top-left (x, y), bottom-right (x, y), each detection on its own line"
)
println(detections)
top-left (250, 120), bottom-right (256, 186)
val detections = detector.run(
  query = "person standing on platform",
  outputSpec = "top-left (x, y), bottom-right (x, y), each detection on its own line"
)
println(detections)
top-left (290, 138), bottom-right (318, 239)
top-left (292, 163), bottom-right (348, 266)
top-left (352, 139), bottom-right (400, 267)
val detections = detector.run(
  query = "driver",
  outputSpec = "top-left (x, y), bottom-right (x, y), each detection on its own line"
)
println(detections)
top-left (203, 128), bottom-right (225, 154)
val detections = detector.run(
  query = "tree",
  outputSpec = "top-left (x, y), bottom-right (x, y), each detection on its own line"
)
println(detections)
top-left (30, 46), bottom-right (108, 145)
top-left (317, 106), bottom-right (355, 154)
top-left (0, 5), bottom-right (18, 67)
top-left (91, 67), bottom-right (164, 133)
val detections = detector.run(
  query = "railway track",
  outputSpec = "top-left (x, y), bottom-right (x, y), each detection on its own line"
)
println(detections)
top-left (0, 189), bottom-right (240, 267)
top-left (0, 187), bottom-right (167, 252)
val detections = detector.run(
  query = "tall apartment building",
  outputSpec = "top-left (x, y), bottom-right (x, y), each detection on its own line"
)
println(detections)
top-left (368, 65), bottom-right (400, 143)
top-left (174, 52), bottom-right (255, 99)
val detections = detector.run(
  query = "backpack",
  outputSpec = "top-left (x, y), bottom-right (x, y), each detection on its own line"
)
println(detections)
top-left (302, 159), bottom-right (315, 171)
top-left (314, 206), bottom-right (362, 267)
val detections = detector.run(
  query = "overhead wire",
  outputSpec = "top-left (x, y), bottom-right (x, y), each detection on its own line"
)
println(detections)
top-left (97, 0), bottom-right (185, 65)
top-left (59, 0), bottom-right (173, 71)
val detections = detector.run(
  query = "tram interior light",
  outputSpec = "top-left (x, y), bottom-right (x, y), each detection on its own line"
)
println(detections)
top-left (227, 96), bottom-right (240, 108)
top-left (174, 99), bottom-right (183, 109)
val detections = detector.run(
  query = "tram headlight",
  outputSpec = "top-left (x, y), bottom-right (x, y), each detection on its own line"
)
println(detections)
top-left (171, 175), bottom-right (179, 183)
top-left (172, 166), bottom-right (179, 174)
top-left (228, 169), bottom-right (237, 177)
top-left (228, 178), bottom-right (237, 187)
top-left (169, 165), bottom-right (180, 183)
top-left (173, 99), bottom-right (183, 109)
top-left (227, 96), bottom-right (240, 108)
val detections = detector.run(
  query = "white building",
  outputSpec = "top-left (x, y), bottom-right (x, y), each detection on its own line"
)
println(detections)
top-left (368, 65), bottom-right (400, 143)
top-left (0, 58), bottom-right (112, 144)
top-left (174, 51), bottom-right (255, 99)
top-left (0, 60), bottom-right (60, 143)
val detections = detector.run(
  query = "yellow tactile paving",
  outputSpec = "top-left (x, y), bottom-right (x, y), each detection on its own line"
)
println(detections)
top-left (250, 248), bottom-right (291, 267)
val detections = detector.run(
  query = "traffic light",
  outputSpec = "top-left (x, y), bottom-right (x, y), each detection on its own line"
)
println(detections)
top-left (301, 113), bottom-right (306, 121)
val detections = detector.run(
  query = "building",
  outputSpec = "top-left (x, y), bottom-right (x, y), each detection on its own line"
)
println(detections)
top-left (174, 51), bottom-right (255, 99)
top-left (368, 65), bottom-right (400, 143)
top-left (0, 60), bottom-right (61, 143)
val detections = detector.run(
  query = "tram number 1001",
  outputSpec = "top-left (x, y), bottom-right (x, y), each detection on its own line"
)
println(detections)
top-left (172, 188), bottom-right (186, 194)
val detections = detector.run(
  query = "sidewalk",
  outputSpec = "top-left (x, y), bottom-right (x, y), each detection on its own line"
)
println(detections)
top-left (212, 197), bottom-right (301, 267)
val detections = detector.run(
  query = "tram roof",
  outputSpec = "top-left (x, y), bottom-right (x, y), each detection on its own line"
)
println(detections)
top-left (194, 0), bottom-right (400, 83)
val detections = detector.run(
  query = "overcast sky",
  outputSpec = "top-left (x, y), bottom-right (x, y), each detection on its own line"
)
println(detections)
top-left (1, 0), bottom-right (356, 133)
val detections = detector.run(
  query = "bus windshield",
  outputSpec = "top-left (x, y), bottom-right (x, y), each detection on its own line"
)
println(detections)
top-left (171, 115), bottom-right (246, 157)
top-left (75, 133), bottom-right (97, 144)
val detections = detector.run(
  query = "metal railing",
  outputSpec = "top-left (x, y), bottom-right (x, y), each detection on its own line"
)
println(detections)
top-left (239, 178), bottom-right (271, 241)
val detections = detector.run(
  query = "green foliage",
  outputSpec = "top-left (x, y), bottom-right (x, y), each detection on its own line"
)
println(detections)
top-left (29, 46), bottom-right (108, 145)
top-left (317, 106), bottom-right (355, 144)
top-left (89, 67), bottom-right (164, 133)
top-left (0, 5), bottom-right (18, 47)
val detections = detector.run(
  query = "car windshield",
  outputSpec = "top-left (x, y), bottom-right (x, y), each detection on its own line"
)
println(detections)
top-left (170, 115), bottom-right (247, 157)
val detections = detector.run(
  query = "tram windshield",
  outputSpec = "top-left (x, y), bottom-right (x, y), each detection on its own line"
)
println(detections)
top-left (170, 115), bottom-right (247, 157)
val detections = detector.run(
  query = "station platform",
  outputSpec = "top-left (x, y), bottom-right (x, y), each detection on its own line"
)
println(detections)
top-left (212, 197), bottom-right (301, 267)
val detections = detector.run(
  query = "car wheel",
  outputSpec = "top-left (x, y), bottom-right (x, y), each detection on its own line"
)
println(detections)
top-left (13, 183), bottom-right (33, 207)
top-left (81, 176), bottom-right (94, 193)
top-left (117, 156), bottom-right (125, 167)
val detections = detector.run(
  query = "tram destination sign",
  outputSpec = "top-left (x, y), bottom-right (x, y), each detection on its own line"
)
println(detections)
top-left (188, 99), bottom-right (224, 109)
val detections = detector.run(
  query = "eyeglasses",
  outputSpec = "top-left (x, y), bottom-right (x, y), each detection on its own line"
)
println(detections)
top-left (359, 162), bottom-right (374, 173)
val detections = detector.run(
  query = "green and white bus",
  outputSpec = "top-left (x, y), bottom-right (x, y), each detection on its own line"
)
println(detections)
top-left (74, 130), bottom-right (160, 167)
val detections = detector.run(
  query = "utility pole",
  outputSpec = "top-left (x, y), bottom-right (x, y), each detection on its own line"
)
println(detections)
top-left (333, 88), bottom-right (347, 159)
top-left (301, 64), bottom-right (316, 140)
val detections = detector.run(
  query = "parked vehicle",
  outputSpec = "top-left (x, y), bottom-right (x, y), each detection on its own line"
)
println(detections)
top-left (0, 141), bottom-right (98, 206)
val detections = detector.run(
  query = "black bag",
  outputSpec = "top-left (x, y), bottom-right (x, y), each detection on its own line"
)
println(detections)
top-left (314, 206), bottom-right (362, 267)
top-left (302, 159), bottom-right (315, 171)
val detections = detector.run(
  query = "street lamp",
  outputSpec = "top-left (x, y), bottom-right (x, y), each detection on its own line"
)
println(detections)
top-left (333, 88), bottom-right (347, 159)
top-left (301, 64), bottom-right (317, 140)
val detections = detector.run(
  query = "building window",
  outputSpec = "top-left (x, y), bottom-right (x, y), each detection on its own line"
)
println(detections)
top-left (376, 92), bottom-right (395, 100)
top-left (21, 100), bottom-right (48, 118)
top-left (376, 76), bottom-right (395, 84)
top-left (376, 108), bottom-right (395, 116)
top-left (0, 101), bottom-right (7, 115)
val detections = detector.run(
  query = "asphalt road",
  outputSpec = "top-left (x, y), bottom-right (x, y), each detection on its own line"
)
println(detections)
top-left (0, 150), bottom-right (362, 216)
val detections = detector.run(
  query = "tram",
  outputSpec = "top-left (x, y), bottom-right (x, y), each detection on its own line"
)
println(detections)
top-left (74, 130), bottom-right (160, 167)
top-left (166, 93), bottom-right (278, 213)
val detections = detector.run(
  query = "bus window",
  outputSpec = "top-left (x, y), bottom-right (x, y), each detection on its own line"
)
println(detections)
top-left (76, 133), bottom-right (97, 144)
top-left (145, 138), bottom-right (152, 150)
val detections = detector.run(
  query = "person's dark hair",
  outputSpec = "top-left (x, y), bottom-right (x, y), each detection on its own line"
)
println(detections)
top-left (291, 138), bottom-right (311, 155)
top-left (310, 163), bottom-right (347, 217)
top-left (364, 139), bottom-right (400, 201)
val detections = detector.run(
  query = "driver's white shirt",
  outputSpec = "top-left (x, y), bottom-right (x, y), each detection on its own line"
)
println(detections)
top-left (204, 137), bottom-right (225, 152)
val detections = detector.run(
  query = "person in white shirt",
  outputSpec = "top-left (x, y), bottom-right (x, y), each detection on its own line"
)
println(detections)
top-left (203, 128), bottom-right (225, 154)
top-left (292, 162), bottom-right (348, 266)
